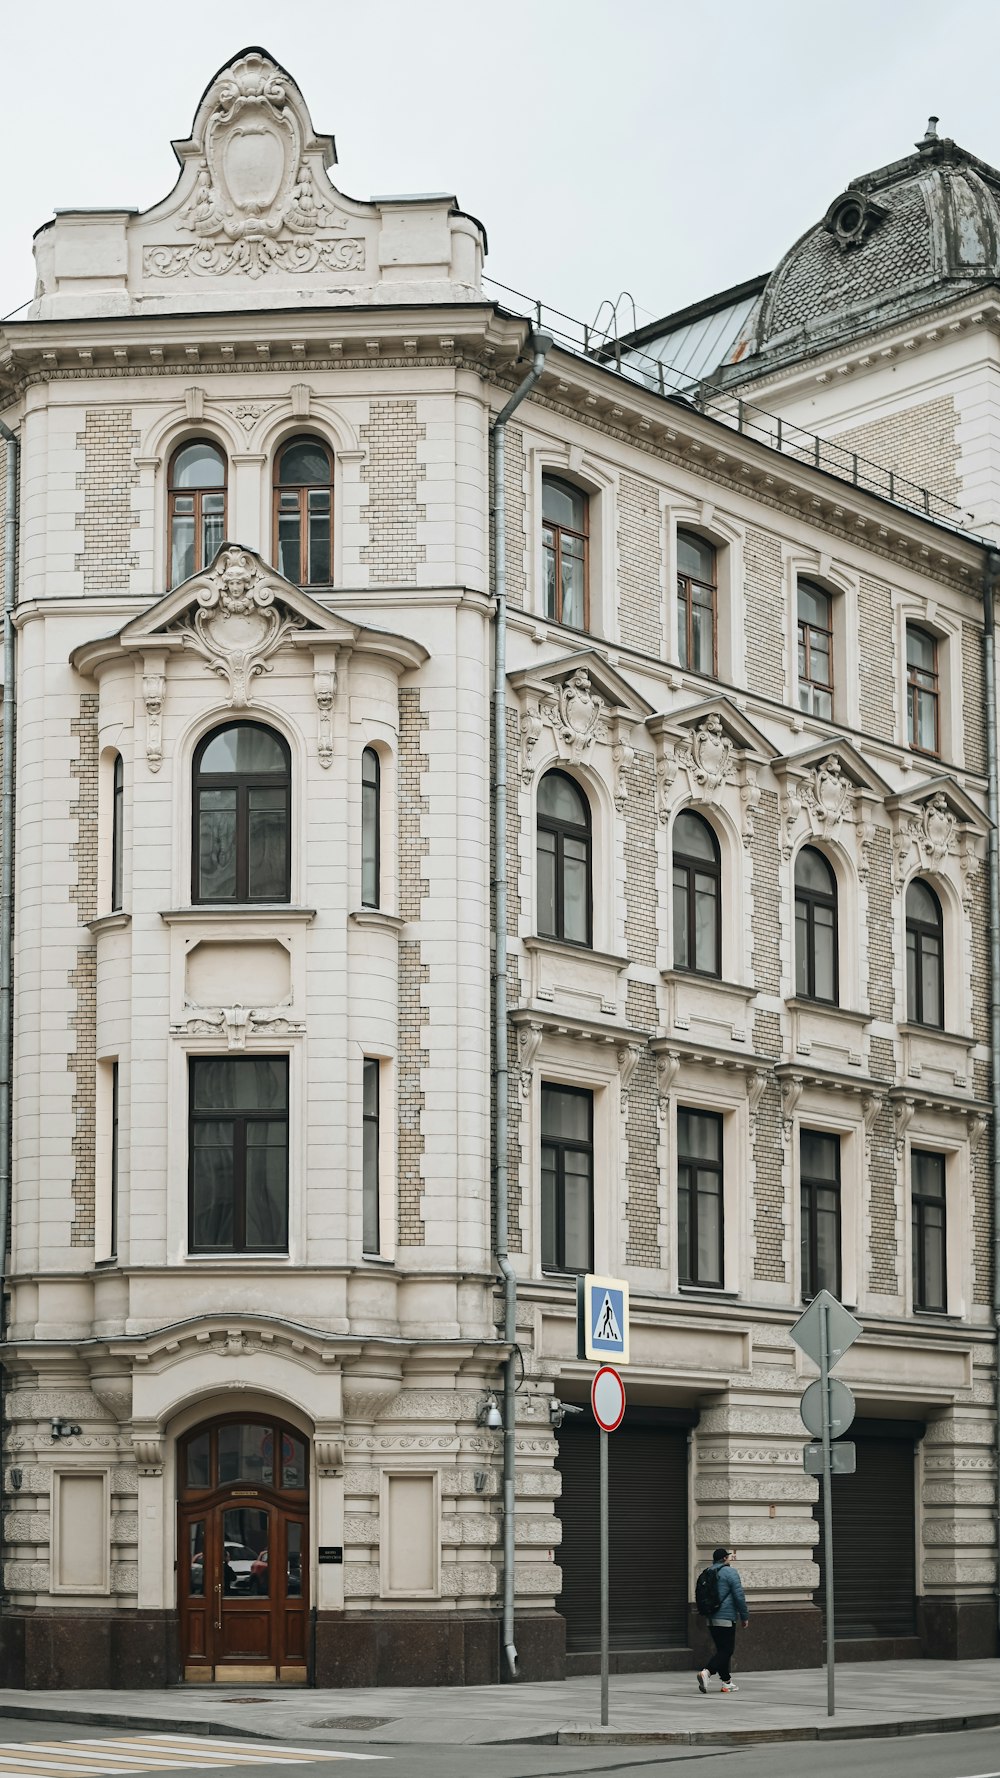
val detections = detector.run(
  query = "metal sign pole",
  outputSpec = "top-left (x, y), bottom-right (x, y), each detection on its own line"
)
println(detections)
top-left (819, 1299), bottom-right (835, 1718)
top-left (600, 1425), bottom-right (609, 1726)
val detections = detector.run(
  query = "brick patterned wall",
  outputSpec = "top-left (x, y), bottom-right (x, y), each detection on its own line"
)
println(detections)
top-left (397, 689), bottom-right (429, 1245)
top-left (971, 1082), bottom-right (993, 1308)
top-left (74, 409), bottom-right (139, 591)
top-left (744, 528), bottom-right (784, 700)
top-left (504, 425), bottom-right (527, 609)
top-left (507, 962), bottom-right (523, 1254)
top-left (749, 788), bottom-right (781, 993)
top-left (618, 473), bottom-right (663, 655)
top-left (751, 1010), bottom-right (784, 1282)
top-left (858, 576), bottom-right (895, 742)
top-left (866, 827), bottom-right (895, 1024)
top-left (625, 981), bottom-right (658, 1267)
top-left (624, 751), bottom-right (656, 966)
top-left (867, 1035), bottom-right (898, 1294)
top-left (506, 709), bottom-right (521, 937)
top-left (68, 695), bottom-right (99, 1247)
top-left (361, 400), bottom-right (426, 584)
top-left (0, 440), bottom-right (6, 590)
top-left (963, 623), bottom-right (986, 774)
top-left (829, 397), bottom-right (961, 505)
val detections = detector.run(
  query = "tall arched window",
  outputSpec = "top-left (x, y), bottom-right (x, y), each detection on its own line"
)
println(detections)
top-left (797, 578), bottom-right (834, 719)
top-left (677, 531), bottom-right (717, 675)
top-left (111, 753), bottom-right (124, 913)
top-left (193, 723), bottom-right (291, 905)
top-left (168, 440), bottom-right (227, 588)
top-left (542, 477), bottom-right (589, 630)
top-left (537, 770), bottom-right (591, 946)
top-left (672, 809), bottom-right (720, 977)
top-left (906, 624), bottom-right (940, 755)
top-left (273, 436), bottom-right (334, 587)
top-left (906, 878), bottom-right (944, 1028)
top-left (795, 846), bottom-right (838, 1004)
top-left (361, 747), bottom-right (381, 909)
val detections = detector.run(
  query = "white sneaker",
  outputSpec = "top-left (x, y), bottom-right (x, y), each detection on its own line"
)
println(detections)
top-left (721, 1682), bottom-right (739, 1693)
top-left (696, 1668), bottom-right (709, 1693)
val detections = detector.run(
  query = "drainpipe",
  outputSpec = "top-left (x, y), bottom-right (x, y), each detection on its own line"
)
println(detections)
top-left (984, 548), bottom-right (1000, 1646)
top-left (492, 332), bottom-right (550, 1681)
top-left (0, 417), bottom-right (18, 1611)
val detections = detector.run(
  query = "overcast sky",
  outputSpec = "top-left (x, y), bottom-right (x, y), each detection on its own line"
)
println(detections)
top-left (3, 0), bottom-right (1000, 333)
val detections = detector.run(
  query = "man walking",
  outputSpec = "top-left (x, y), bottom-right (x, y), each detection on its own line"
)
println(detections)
top-left (697, 1547), bottom-right (749, 1694)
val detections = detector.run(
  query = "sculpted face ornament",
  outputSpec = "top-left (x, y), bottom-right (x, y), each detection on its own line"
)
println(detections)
top-left (177, 546), bottom-right (308, 708)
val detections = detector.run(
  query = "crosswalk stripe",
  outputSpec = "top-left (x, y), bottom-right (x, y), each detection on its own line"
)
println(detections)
top-left (0, 1738), bottom-right (386, 1771)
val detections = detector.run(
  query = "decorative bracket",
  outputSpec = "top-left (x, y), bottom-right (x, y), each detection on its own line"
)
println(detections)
top-left (780, 1073), bottom-right (805, 1142)
top-left (617, 1042), bottom-right (643, 1111)
top-left (142, 653), bottom-right (167, 773)
top-left (747, 1068), bottom-right (770, 1121)
top-left (312, 647), bottom-right (338, 769)
top-left (893, 1095), bottom-right (916, 1157)
top-left (131, 1432), bottom-right (164, 1477)
top-left (517, 1021), bottom-right (545, 1097)
top-left (656, 1049), bottom-right (681, 1119)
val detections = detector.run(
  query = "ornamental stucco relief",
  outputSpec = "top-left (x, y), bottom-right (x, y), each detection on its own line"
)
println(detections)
top-left (173, 546), bottom-right (309, 708)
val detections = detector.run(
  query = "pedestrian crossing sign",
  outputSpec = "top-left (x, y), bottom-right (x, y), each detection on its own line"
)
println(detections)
top-left (577, 1272), bottom-right (630, 1365)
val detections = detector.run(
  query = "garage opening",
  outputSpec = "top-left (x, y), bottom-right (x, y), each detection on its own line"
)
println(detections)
top-left (813, 1417), bottom-right (923, 1653)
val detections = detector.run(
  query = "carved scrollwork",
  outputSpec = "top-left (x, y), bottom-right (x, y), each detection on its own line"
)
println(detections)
top-left (172, 547), bottom-right (308, 708)
top-left (517, 1021), bottom-right (545, 1098)
top-left (142, 670), bottom-right (166, 772)
top-left (799, 756), bottom-right (855, 838)
top-left (656, 1049), bottom-right (681, 1119)
top-left (541, 670), bottom-right (608, 764)
top-left (172, 1004), bottom-right (304, 1050)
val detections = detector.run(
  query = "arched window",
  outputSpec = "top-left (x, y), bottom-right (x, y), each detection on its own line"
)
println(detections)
top-left (797, 579), bottom-right (833, 719)
top-left (795, 846), bottom-right (838, 1004)
top-left (361, 747), bottom-right (380, 909)
top-left (542, 477), bottom-right (589, 630)
top-left (168, 440), bottom-right (227, 587)
top-left (111, 753), bottom-right (124, 913)
top-left (672, 809), bottom-right (720, 977)
top-left (906, 878), bottom-right (944, 1027)
top-left (537, 770), bottom-right (591, 946)
top-left (193, 722), bottom-right (291, 905)
top-left (273, 436), bottom-right (334, 587)
top-left (906, 625), bottom-right (940, 755)
top-left (677, 531), bottom-right (717, 675)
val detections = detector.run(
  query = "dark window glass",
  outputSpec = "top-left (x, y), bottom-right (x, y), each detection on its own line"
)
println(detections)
top-left (907, 625), bottom-right (940, 755)
top-left (795, 846), bottom-right (838, 1004)
top-left (672, 809), bottom-right (721, 977)
top-left (111, 755), bottom-right (124, 913)
top-left (800, 1129), bottom-right (841, 1298)
top-left (189, 1056), bottom-right (288, 1253)
top-left (541, 1084), bottom-right (593, 1273)
top-left (906, 878), bottom-right (944, 1028)
top-left (185, 1431), bottom-right (210, 1490)
top-left (363, 1058), bottom-right (380, 1254)
top-left (218, 1421), bottom-right (274, 1486)
top-left (537, 770), bottom-right (591, 946)
top-left (542, 477), bottom-right (589, 630)
top-left (110, 1060), bottom-right (120, 1260)
top-left (677, 1107), bottom-right (723, 1286)
top-left (798, 578), bottom-right (834, 719)
top-left (677, 530), bottom-right (717, 675)
top-left (274, 435), bottom-right (334, 587)
top-left (193, 722), bottom-right (291, 904)
top-left (912, 1149), bottom-right (946, 1312)
top-left (168, 440), bottom-right (227, 588)
top-left (361, 748), bottom-right (380, 909)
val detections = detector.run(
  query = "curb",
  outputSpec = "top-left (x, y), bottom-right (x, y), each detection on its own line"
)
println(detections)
top-left (0, 1706), bottom-right (269, 1742)
top-left (556, 1708), bottom-right (1000, 1747)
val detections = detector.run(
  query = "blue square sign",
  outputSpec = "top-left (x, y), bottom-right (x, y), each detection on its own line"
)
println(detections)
top-left (577, 1273), bottom-right (630, 1365)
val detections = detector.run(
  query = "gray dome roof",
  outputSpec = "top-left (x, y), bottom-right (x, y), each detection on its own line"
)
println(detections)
top-left (720, 124), bottom-right (1000, 379)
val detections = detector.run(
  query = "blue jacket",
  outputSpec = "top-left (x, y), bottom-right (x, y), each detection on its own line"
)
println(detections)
top-left (711, 1562), bottom-right (748, 1624)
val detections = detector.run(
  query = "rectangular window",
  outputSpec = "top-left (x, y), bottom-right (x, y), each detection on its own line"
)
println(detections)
top-left (912, 1148), bottom-right (946, 1312)
top-left (797, 580), bottom-right (834, 720)
top-left (800, 1128), bottom-right (841, 1298)
top-left (363, 1058), bottom-right (380, 1254)
top-left (189, 1056), bottom-right (289, 1254)
top-left (906, 625), bottom-right (940, 755)
top-left (541, 1084), bottom-right (593, 1274)
top-left (110, 1061), bottom-right (120, 1261)
top-left (111, 756), bottom-right (124, 913)
top-left (677, 1107), bottom-right (723, 1286)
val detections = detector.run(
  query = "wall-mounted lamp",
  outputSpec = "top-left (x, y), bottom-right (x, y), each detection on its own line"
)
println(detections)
top-left (50, 1417), bottom-right (81, 1441)
top-left (476, 1394), bottom-right (503, 1431)
top-left (473, 1471), bottom-right (490, 1494)
top-left (549, 1399), bottom-right (585, 1430)
top-left (8, 1468), bottom-right (22, 1493)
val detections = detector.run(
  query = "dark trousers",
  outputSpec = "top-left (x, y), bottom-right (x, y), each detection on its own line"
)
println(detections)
top-left (706, 1622), bottom-right (737, 1684)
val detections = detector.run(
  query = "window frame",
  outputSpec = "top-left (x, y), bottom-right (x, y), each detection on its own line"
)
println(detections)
top-left (167, 439), bottom-right (228, 590)
top-left (272, 435), bottom-right (335, 588)
top-left (361, 747), bottom-right (381, 910)
top-left (109, 1060), bottom-right (120, 1262)
top-left (192, 721), bottom-right (292, 907)
top-left (911, 1147), bottom-right (947, 1313)
top-left (676, 530), bottom-right (718, 676)
top-left (794, 846), bottom-right (839, 1005)
top-left (672, 808), bottom-right (722, 979)
top-left (111, 754), bottom-right (124, 914)
top-left (906, 624), bottom-right (941, 757)
top-left (800, 1128), bottom-right (842, 1300)
top-left (362, 1058), bottom-right (380, 1255)
top-left (536, 769), bottom-right (593, 948)
top-left (541, 476), bottom-right (590, 631)
top-left (540, 1082), bottom-right (594, 1275)
top-left (676, 1106), bottom-right (724, 1287)
top-left (905, 878), bottom-right (944, 1029)
top-left (187, 1055), bottom-right (290, 1256)
top-left (797, 578), bottom-right (834, 720)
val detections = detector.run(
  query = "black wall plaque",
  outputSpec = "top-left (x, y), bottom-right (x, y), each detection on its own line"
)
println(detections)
top-left (318, 1546), bottom-right (344, 1564)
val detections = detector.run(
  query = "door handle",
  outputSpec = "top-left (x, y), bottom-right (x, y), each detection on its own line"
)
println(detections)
top-left (214, 1581), bottom-right (222, 1631)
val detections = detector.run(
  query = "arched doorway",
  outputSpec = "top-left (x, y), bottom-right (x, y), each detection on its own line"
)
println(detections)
top-left (178, 1414), bottom-right (309, 1682)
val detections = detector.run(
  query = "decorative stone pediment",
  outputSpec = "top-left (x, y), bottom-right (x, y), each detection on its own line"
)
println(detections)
top-left (509, 652), bottom-right (653, 800)
top-left (647, 695), bottom-right (775, 820)
top-left (886, 775), bottom-right (990, 895)
top-left (773, 739), bottom-right (891, 861)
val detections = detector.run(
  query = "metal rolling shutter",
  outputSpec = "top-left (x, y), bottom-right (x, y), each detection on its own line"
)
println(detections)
top-left (556, 1416), bottom-right (690, 1652)
top-left (814, 1422), bottom-right (920, 1640)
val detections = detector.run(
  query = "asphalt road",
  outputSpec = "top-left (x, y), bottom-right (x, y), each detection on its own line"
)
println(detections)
top-left (3, 1718), bottom-right (1000, 1778)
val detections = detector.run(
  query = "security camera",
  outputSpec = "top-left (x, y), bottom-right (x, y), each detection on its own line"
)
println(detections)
top-left (50, 1417), bottom-right (81, 1441)
top-left (477, 1394), bottom-right (503, 1430)
top-left (549, 1399), bottom-right (585, 1428)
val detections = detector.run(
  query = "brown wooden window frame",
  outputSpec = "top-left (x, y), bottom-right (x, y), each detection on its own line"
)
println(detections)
top-left (797, 577), bottom-right (834, 720)
top-left (905, 878), bottom-right (944, 1029)
top-left (272, 435), bottom-right (335, 588)
top-left (800, 1128), bottom-right (842, 1300)
top-left (167, 439), bottom-right (228, 590)
top-left (192, 721), bottom-right (292, 907)
top-left (542, 476), bottom-right (590, 631)
top-left (906, 624), bottom-right (941, 757)
top-left (676, 530), bottom-right (718, 676)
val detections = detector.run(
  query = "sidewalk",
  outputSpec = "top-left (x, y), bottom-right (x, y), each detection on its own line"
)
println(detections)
top-left (0, 1660), bottom-right (998, 1748)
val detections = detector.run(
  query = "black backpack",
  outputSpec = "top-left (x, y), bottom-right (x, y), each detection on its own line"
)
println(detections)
top-left (695, 1563), bottom-right (722, 1619)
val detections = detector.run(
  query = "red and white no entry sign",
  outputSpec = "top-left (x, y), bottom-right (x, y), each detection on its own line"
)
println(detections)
top-left (591, 1364), bottom-right (626, 1433)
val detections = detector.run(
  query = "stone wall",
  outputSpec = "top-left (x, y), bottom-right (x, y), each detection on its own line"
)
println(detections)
top-left (74, 409), bottom-right (139, 592)
top-left (744, 528), bottom-right (785, 700)
top-left (858, 575), bottom-right (895, 741)
top-left (829, 396), bottom-right (961, 505)
top-left (617, 473), bottom-right (663, 655)
top-left (398, 688), bottom-right (429, 1245)
top-left (361, 400), bottom-right (427, 584)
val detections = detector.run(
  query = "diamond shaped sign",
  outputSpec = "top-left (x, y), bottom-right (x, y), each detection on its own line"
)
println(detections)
top-left (789, 1290), bottom-right (862, 1372)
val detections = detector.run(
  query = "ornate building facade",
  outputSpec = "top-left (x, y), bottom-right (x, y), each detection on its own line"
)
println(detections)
top-left (0, 55), bottom-right (996, 1686)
